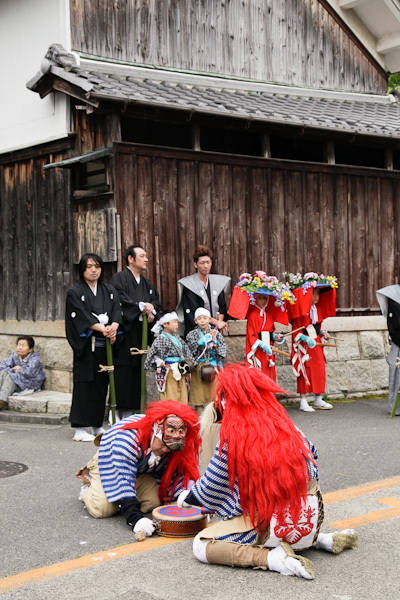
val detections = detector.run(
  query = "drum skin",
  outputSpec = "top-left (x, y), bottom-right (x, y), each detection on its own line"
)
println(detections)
top-left (152, 505), bottom-right (208, 538)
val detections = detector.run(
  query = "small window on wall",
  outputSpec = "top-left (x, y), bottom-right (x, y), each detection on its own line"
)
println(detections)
top-left (80, 161), bottom-right (108, 192)
top-left (335, 144), bottom-right (385, 168)
top-left (121, 117), bottom-right (192, 148)
top-left (269, 136), bottom-right (324, 162)
top-left (200, 126), bottom-right (261, 156)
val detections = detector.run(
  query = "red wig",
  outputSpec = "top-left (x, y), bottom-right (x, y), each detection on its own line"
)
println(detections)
top-left (215, 364), bottom-right (316, 532)
top-left (120, 401), bottom-right (201, 502)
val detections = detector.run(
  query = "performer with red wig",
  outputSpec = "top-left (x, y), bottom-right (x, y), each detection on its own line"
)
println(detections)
top-left (77, 401), bottom-right (200, 537)
top-left (177, 364), bottom-right (357, 579)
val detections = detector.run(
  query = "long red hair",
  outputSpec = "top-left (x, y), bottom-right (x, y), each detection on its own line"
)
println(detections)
top-left (215, 364), bottom-right (316, 532)
top-left (120, 401), bottom-right (201, 502)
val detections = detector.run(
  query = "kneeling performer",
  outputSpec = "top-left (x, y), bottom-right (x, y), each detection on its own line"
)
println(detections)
top-left (177, 364), bottom-right (357, 580)
top-left (77, 401), bottom-right (200, 538)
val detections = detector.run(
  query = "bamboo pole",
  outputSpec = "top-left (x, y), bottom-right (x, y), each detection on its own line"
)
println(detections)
top-left (282, 326), bottom-right (304, 337)
top-left (140, 314), bottom-right (148, 414)
top-left (272, 346), bottom-right (290, 357)
top-left (106, 338), bottom-right (117, 425)
top-left (391, 394), bottom-right (400, 418)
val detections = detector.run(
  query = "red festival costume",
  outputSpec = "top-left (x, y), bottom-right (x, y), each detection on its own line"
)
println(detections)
top-left (229, 273), bottom-right (292, 382)
top-left (288, 286), bottom-right (337, 395)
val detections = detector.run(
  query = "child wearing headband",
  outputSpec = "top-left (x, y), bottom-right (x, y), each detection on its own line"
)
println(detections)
top-left (185, 308), bottom-right (227, 415)
top-left (144, 311), bottom-right (196, 404)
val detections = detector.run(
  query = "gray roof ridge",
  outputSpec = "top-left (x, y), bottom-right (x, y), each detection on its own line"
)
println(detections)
top-left (79, 57), bottom-right (393, 105)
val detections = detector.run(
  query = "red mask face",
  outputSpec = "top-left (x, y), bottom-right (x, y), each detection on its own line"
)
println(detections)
top-left (160, 416), bottom-right (188, 451)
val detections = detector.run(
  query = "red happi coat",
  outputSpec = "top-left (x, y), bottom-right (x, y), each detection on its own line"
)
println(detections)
top-left (291, 315), bottom-right (326, 394)
top-left (288, 287), bottom-right (336, 395)
top-left (246, 304), bottom-right (277, 381)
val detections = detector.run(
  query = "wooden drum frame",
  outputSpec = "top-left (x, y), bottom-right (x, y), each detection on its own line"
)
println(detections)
top-left (152, 504), bottom-right (208, 538)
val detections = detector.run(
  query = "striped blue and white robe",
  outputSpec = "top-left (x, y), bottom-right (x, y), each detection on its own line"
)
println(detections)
top-left (190, 437), bottom-right (319, 544)
top-left (98, 415), bottom-right (185, 503)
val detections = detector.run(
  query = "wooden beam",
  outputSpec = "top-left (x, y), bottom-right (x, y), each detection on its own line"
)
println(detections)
top-left (191, 123), bottom-right (201, 151)
top-left (325, 141), bottom-right (335, 165)
top-left (338, 0), bottom-right (368, 9)
top-left (377, 32), bottom-right (400, 55)
top-left (261, 133), bottom-right (271, 158)
top-left (386, 148), bottom-right (394, 170)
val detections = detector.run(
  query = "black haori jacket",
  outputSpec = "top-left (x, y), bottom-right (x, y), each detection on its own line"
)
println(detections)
top-left (110, 269), bottom-right (161, 367)
top-left (65, 281), bottom-right (122, 382)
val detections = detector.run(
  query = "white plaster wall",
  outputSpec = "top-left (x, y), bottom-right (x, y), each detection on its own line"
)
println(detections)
top-left (0, 0), bottom-right (71, 153)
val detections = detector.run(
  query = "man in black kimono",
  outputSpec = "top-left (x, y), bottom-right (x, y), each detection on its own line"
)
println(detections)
top-left (110, 245), bottom-right (161, 417)
top-left (377, 283), bottom-right (400, 416)
top-left (66, 254), bottom-right (122, 442)
top-left (176, 245), bottom-right (231, 338)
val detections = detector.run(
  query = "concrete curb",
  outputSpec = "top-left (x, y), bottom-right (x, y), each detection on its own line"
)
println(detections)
top-left (0, 411), bottom-right (69, 425)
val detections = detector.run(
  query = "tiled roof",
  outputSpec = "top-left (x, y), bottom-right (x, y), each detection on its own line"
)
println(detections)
top-left (27, 56), bottom-right (400, 139)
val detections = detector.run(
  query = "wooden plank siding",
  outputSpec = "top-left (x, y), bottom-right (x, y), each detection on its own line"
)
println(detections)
top-left (70, 0), bottom-right (387, 94)
top-left (113, 143), bottom-right (400, 314)
top-left (0, 153), bottom-right (72, 322)
top-left (2, 142), bottom-right (399, 323)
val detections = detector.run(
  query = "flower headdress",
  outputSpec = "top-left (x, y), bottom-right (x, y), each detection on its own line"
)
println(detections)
top-left (235, 271), bottom-right (296, 311)
top-left (283, 271), bottom-right (338, 294)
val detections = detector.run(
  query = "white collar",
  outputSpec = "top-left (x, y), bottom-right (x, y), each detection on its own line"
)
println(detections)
top-left (128, 267), bottom-right (141, 284)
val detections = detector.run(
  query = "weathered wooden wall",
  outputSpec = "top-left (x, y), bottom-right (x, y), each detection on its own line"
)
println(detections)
top-left (70, 0), bottom-right (387, 94)
top-left (0, 151), bottom-right (72, 322)
top-left (114, 143), bottom-right (400, 314)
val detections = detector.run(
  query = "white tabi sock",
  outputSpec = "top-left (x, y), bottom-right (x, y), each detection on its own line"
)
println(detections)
top-left (299, 398), bottom-right (315, 412)
top-left (91, 426), bottom-right (105, 435)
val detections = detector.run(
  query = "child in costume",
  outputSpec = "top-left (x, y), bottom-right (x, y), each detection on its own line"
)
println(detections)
top-left (228, 272), bottom-right (294, 382)
top-left (185, 308), bottom-right (226, 415)
top-left (177, 364), bottom-right (357, 580)
top-left (144, 311), bottom-right (196, 404)
top-left (286, 272), bottom-right (338, 412)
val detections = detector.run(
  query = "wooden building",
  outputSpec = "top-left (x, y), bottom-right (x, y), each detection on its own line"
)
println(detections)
top-left (2, 0), bottom-right (400, 330)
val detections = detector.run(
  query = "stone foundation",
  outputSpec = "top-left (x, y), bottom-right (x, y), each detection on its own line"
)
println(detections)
top-left (0, 316), bottom-right (390, 401)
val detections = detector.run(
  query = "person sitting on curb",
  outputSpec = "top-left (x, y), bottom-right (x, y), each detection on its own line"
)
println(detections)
top-left (0, 336), bottom-right (45, 410)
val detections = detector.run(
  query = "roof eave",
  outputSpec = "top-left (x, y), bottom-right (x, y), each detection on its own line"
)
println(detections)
top-left (87, 91), bottom-right (400, 140)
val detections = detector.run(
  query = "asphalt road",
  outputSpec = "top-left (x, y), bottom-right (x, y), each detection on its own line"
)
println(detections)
top-left (0, 396), bottom-right (399, 599)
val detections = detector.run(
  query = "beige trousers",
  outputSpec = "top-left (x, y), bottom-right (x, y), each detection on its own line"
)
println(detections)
top-left (81, 451), bottom-right (161, 518)
top-left (159, 370), bottom-right (188, 404)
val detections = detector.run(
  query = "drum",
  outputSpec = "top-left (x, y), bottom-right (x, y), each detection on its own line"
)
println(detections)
top-left (152, 504), bottom-right (208, 538)
top-left (200, 364), bottom-right (216, 382)
top-left (178, 359), bottom-right (195, 375)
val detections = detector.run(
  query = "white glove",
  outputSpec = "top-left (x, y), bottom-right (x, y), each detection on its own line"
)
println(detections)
top-left (177, 489), bottom-right (191, 508)
top-left (267, 545), bottom-right (314, 580)
top-left (133, 517), bottom-right (155, 537)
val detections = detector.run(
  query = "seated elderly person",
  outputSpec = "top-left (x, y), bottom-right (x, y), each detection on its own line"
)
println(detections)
top-left (0, 336), bottom-right (46, 410)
